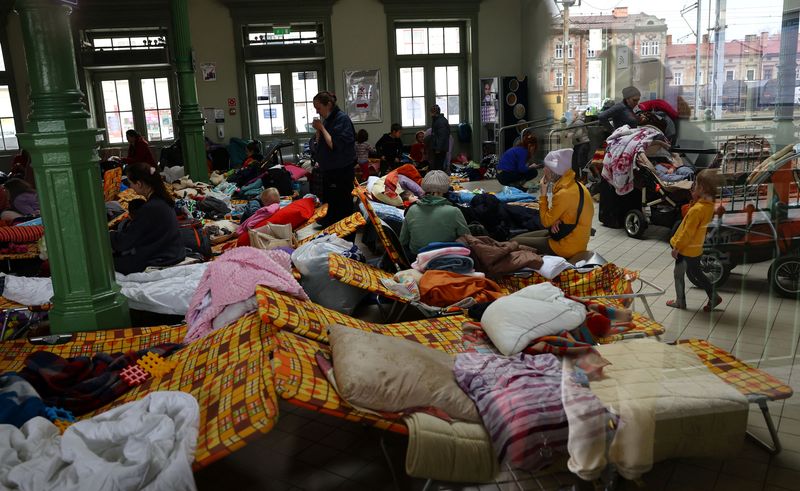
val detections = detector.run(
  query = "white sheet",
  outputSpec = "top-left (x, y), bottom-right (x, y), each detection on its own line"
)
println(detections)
top-left (1, 263), bottom-right (207, 316)
top-left (0, 391), bottom-right (199, 491)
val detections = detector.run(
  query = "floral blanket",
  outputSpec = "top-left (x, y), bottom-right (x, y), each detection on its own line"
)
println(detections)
top-left (601, 125), bottom-right (662, 195)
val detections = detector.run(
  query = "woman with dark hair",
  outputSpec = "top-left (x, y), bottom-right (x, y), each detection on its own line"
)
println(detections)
top-left (310, 90), bottom-right (356, 227)
top-left (10, 149), bottom-right (36, 188)
top-left (122, 129), bottom-right (157, 168)
top-left (4, 178), bottom-right (39, 217)
top-left (110, 161), bottom-right (184, 274)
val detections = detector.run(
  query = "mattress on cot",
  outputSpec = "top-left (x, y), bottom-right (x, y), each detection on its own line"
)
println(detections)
top-left (0, 312), bottom-right (279, 470)
top-left (592, 339), bottom-right (749, 465)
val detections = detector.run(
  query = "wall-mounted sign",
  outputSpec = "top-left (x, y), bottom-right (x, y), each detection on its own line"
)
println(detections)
top-left (343, 69), bottom-right (382, 123)
top-left (201, 63), bottom-right (217, 82)
top-left (227, 98), bottom-right (237, 107)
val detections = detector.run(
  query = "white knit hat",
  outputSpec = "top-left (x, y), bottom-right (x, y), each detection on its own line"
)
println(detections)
top-left (543, 148), bottom-right (573, 176)
top-left (422, 170), bottom-right (450, 194)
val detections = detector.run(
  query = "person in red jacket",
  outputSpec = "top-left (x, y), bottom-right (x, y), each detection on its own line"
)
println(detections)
top-left (122, 129), bottom-right (157, 168)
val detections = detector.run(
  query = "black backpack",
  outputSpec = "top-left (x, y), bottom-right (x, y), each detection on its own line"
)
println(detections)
top-left (196, 196), bottom-right (231, 220)
top-left (261, 167), bottom-right (293, 196)
top-left (178, 218), bottom-right (212, 260)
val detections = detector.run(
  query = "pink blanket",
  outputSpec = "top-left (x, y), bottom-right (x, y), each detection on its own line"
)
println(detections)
top-left (184, 247), bottom-right (307, 343)
top-left (601, 125), bottom-right (661, 195)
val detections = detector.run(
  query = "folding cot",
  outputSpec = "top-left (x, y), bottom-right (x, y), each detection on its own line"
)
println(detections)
top-left (253, 285), bottom-right (793, 486)
top-left (0, 312), bottom-right (279, 470)
top-left (327, 252), bottom-right (665, 329)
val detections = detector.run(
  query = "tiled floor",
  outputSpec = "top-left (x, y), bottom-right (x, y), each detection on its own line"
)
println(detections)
top-left (196, 202), bottom-right (800, 491)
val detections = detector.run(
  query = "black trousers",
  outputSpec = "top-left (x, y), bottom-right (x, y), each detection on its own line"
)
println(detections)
top-left (431, 151), bottom-right (446, 171)
top-left (674, 254), bottom-right (715, 304)
top-left (321, 165), bottom-right (355, 226)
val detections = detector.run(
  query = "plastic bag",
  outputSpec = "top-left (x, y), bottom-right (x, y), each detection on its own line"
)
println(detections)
top-left (249, 222), bottom-right (296, 250)
top-left (291, 234), bottom-right (358, 276)
top-left (292, 235), bottom-right (366, 314)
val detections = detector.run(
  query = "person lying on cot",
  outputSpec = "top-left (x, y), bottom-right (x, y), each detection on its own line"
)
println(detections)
top-left (241, 187), bottom-right (280, 222)
top-left (512, 148), bottom-right (594, 258)
top-left (110, 162), bottom-right (185, 274)
top-left (400, 170), bottom-right (469, 258)
top-left (4, 178), bottom-right (40, 219)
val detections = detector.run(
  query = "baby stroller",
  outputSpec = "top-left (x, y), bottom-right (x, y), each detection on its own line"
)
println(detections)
top-left (622, 154), bottom-right (695, 239)
top-left (694, 143), bottom-right (800, 297)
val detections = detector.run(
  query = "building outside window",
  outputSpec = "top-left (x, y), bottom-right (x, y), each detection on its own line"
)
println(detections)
top-left (555, 71), bottom-right (563, 87)
top-left (567, 42), bottom-right (574, 59)
top-left (0, 42), bottom-right (18, 151)
top-left (555, 42), bottom-right (563, 59)
top-left (568, 70), bottom-right (574, 87)
top-left (641, 40), bottom-right (659, 57)
top-left (726, 70), bottom-right (735, 81)
top-left (673, 71), bottom-right (683, 86)
top-left (746, 68), bottom-right (755, 81)
top-left (764, 67), bottom-right (773, 80)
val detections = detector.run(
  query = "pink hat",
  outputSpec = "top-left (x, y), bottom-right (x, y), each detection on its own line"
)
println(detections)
top-left (543, 148), bottom-right (573, 176)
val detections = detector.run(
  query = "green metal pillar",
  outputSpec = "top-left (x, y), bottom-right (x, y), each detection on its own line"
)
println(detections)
top-left (15, 0), bottom-right (130, 333)
top-left (171, 0), bottom-right (208, 182)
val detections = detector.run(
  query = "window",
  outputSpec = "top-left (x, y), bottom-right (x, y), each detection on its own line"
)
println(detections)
top-left (641, 40), bottom-right (659, 57)
top-left (0, 42), bottom-right (18, 151)
top-left (726, 70), bottom-right (735, 81)
top-left (587, 48), bottom-right (596, 58)
top-left (85, 28), bottom-right (167, 52)
top-left (568, 70), bottom-right (574, 87)
top-left (400, 67), bottom-right (426, 127)
top-left (567, 43), bottom-right (574, 59)
top-left (764, 67), bottom-right (773, 80)
top-left (395, 26), bottom-right (460, 55)
top-left (94, 73), bottom-right (174, 144)
top-left (673, 72), bottom-right (683, 86)
top-left (555, 71), bottom-right (563, 87)
top-left (247, 25), bottom-right (320, 46)
top-left (698, 71), bottom-right (704, 84)
top-left (393, 23), bottom-right (466, 126)
top-left (746, 69), bottom-right (755, 81)
top-left (250, 66), bottom-right (322, 137)
top-left (555, 43), bottom-right (563, 59)
top-left (796, 67), bottom-right (800, 80)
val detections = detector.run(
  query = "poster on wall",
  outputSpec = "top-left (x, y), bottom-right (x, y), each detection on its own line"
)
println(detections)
top-left (480, 78), bottom-right (498, 123)
top-left (343, 69), bottom-right (381, 123)
top-left (201, 63), bottom-right (217, 82)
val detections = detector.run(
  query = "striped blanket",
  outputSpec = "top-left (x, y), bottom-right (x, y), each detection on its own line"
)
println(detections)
top-left (453, 352), bottom-right (568, 470)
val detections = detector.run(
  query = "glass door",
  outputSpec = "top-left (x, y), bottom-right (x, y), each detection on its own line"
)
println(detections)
top-left (249, 63), bottom-right (325, 142)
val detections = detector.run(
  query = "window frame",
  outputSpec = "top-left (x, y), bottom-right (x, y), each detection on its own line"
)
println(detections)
top-left (555, 42), bottom-right (563, 60)
top-left (567, 42), bottom-right (574, 59)
top-left (246, 61), bottom-right (326, 140)
top-left (555, 71), bottom-right (563, 88)
top-left (673, 72), bottom-right (683, 86)
top-left (746, 68), bottom-right (755, 81)
top-left (568, 70), bottom-right (574, 87)
top-left (91, 69), bottom-right (178, 147)
top-left (391, 21), bottom-right (468, 130)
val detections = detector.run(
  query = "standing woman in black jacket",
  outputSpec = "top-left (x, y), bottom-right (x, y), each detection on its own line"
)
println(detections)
top-left (429, 104), bottom-right (450, 172)
top-left (110, 161), bottom-right (185, 274)
top-left (310, 91), bottom-right (356, 227)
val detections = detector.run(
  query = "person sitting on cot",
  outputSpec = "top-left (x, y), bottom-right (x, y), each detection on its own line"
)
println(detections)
top-left (512, 148), bottom-right (594, 259)
top-left (399, 170), bottom-right (469, 258)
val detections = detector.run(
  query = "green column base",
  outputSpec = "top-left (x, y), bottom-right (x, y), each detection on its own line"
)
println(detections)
top-left (49, 291), bottom-right (130, 334)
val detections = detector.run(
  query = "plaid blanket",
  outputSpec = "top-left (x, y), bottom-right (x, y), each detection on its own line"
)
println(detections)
top-left (19, 343), bottom-right (181, 416)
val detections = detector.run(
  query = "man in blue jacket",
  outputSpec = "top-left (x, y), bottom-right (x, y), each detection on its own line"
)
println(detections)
top-left (429, 104), bottom-right (450, 172)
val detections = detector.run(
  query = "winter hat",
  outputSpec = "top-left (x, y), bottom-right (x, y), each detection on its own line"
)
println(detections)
top-left (543, 148), bottom-right (573, 176)
top-left (421, 170), bottom-right (450, 194)
top-left (622, 86), bottom-right (641, 99)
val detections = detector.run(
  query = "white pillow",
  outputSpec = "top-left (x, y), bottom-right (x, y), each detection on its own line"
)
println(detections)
top-left (481, 283), bottom-right (586, 356)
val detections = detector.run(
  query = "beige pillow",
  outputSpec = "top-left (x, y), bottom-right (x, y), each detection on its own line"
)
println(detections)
top-left (328, 324), bottom-right (480, 422)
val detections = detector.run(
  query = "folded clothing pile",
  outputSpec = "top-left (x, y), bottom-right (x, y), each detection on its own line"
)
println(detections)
top-left (412, 242), bottom-right (475, 275)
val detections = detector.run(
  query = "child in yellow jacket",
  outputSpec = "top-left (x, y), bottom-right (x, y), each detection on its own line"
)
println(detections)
top-left (667, 169), bottom-right (722, 311)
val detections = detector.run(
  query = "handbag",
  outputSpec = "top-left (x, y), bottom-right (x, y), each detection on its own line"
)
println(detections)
top-left (248, 222), bottom-right (296, 250)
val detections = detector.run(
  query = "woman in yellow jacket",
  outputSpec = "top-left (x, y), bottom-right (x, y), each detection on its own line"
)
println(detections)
top-left (513, 148), bottom-right (594, 258)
